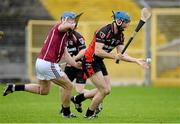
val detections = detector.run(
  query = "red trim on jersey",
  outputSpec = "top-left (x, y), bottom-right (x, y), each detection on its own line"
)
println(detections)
top-left (84, 35), bottom-right (96, 62)
top-left (106, 30), bottom-right (111, 39)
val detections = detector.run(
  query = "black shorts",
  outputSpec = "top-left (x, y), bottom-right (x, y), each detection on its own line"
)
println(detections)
top-left (64, 66), bottom-right (86, 84)
top-left (95, 59), bottom-right (108, 76)
top-left (82, 57), bottom-right (108, 79)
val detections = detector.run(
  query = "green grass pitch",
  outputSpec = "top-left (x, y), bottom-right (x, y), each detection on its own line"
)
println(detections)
top-left (0, 84), bottom-right (180, 123)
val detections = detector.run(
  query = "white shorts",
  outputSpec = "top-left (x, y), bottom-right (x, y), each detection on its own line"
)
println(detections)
top-left (35, 58), bottom-right (65, 80)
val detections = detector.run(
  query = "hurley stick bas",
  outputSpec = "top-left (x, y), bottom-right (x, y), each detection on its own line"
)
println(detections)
top-left (116, 8), bottom-right (151, 64)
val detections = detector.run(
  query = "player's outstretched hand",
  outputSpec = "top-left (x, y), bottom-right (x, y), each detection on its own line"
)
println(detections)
top-left (136, 59), bottom-right (150, 69)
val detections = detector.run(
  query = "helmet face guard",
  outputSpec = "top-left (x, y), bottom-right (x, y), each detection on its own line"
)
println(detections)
top-left (112, 10), bottom-right (131, 31)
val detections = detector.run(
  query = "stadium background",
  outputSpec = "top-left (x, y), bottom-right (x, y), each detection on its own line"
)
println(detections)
top-left (0, 0), bottom-right (180, 123)
top-left (0, 0), bottom-right (179, 86)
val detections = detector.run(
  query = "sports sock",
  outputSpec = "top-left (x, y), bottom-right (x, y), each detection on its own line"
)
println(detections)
top-left (75, 93), bottom-right (86, 103)
top-left (14, 84), bottom-right (25, 91)
top-left (62, 106), bottom-right (70, 116)
top-left (85, 108), bottom-right (94, 117)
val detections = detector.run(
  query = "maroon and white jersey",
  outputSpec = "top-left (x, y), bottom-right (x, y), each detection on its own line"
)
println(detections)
top-left (38, 24), bottom-right (68, 63)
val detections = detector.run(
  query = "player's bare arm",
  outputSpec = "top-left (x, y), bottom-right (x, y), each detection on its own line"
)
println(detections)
top-left (63, 47), bottom-right (81, 69)
top-left (74, 49), bottom-right (86, 61)
top-left (116, 45), bottom-right (149, 69)
top-left (95, 42), bottom-right (119, 60)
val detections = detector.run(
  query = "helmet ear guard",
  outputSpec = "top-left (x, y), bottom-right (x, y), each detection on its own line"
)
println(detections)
top-left (112, 10), bottom-right (131, 23)
top-left (61, 17), bottom-right (68, 22)
top-left (112, 10), bottom-right (123, 31)
top-left (115, 20), bottom-right (123, 26)
top-left (112, 10), bottom-right (130, 31)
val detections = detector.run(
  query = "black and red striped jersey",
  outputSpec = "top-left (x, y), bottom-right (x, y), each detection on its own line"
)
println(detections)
top-left (67, 31), bottom-right (86, 57)
top-left (96, 23), bottom-right (124, 53)
top-left (84, 23), bottom-right (125, 61)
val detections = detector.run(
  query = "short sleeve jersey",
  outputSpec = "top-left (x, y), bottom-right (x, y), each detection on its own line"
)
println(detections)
top-left (66, 31), bottom-right (86, 57)
top-left (96, 24), bottom-right (124, 53)
top-left (38, 24), bottom-right (68, 63)
top-left (84, 23), bottom-right (125, 61)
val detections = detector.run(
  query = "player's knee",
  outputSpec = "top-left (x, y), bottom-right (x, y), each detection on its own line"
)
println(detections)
top-left (104, 87), bottom-right (111, 95)
top-left (39, 86), bottom-right (50, 95)
top-left (68, 83), bottom-right (73, 90)
top-left (66, 82), bottom-right (73, 91)
top-left (76, 90), bottom-right (83, 94)
top-left (75, 88), bottom-right (85, 94)
top-left (99, 88), bottom-right (109, 96)
top-left (40, 89), bottom-right (49, 95)
top-left (100, 84), bottom-right (111, 95)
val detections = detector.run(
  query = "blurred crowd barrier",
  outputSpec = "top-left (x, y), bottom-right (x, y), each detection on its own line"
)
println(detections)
top-left (0, 18), bottom-right (27, 80)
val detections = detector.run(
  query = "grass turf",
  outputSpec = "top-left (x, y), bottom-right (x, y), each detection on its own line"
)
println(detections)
top-left (0, 84), bottom-right (180, 123)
